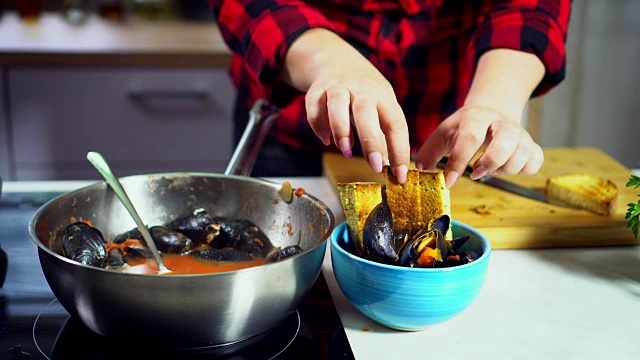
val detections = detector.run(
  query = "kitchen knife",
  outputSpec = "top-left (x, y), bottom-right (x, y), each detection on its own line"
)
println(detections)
top-left (437, 157), bottom-right (548, 204)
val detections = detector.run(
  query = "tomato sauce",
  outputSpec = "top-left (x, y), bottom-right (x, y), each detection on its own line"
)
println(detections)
top-left (161, 254), bottom-right (267, 275)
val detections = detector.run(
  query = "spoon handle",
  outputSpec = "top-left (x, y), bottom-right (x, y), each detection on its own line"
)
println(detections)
top-left (87, 152), bottom-right (171, 274)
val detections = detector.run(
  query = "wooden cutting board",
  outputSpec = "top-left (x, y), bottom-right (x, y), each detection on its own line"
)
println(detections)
top-left (323, 147), bottom-right (639, 249)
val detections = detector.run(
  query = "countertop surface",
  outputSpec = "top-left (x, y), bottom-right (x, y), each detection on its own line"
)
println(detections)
top-left (0, 12), bottom-right (232, 66)
top-left (3, 174), bottom-right (640, 359)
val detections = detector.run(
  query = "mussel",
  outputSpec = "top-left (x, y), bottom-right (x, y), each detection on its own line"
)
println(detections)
top-left (362, 203), bottom-right (398, 264)
top-left (267, 245), bottom-right (303, 262)
top-left (61, 222), bottom-right (107, 268)
top-left (112, 227), bottom-right (142, 244)
top-left (191, 248), bottom-right (254, 262)
top-left (107, 248), bottom-right (125, 268)
top-left (149, 226), bottom-right (192, 254)
top-left (214, 219), bottom-right (274, 258)
top-left (167, 208), bottom-right (221, 244)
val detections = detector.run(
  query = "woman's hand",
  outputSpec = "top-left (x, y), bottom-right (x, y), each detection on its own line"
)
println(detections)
top-left (283, 29), bottom-right (411, 183)
top-left (414, 48), bottom-right (547, 188)
top-left (414, 105), bottom-right (544, 188)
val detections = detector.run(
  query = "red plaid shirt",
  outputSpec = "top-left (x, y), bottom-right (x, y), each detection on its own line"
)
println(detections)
top-left (211, 0), bottom-right (571, 153)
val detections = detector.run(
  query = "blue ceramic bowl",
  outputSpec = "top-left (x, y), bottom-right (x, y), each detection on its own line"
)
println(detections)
top-left (330, 220), bottom-right (491, 330)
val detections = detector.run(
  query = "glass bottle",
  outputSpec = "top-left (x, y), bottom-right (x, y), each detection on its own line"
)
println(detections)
top-left (62, 0), bottom-right (93, 25)
top-left (17, 0), bottom-right (43, 22)
top-left (133, 0), bottom-right (173, 20)
top-left (98, 0), bottom-right (126, 21)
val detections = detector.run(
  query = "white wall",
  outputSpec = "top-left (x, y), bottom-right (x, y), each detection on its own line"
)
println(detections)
top-left (536, 0), bottom-right (640, 168)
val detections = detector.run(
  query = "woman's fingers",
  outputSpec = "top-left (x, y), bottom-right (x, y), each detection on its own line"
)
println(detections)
top-left (326, 85), bottom-right (354, 157)
top-left (470, 123), bottom-right (520, 179)
top-left (351, 92), bottom-right (386, 173)
top-left (305, 87), bottom-right (331, 146)
top-left (377, 97), bottom-right (410, 182)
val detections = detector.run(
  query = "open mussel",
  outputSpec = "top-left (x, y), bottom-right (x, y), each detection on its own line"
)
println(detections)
top-left (167, 208), bottom-right (221, 244)
top-left (398, 229), bottom-right (443, 267)
top-left (362, 203), bottom-right (398, 264)
top-left (149, 226), bottom-right (192, 254)
top-left (61, 222), bottom-right (107, 268)
top-left (213, 219), bottom-right (274, 258)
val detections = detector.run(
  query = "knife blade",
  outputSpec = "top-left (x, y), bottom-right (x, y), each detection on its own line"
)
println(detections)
top-left (436, 157), bottom-right (548, 204)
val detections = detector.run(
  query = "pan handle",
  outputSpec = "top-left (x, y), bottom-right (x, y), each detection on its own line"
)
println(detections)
top-left (225, 99), bottom-right (280, 176)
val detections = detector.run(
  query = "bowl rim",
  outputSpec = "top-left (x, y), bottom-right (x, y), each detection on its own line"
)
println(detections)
top-left (28, 172), bottom-right (335, 278)
top-left (330, 220), bottom-right (491, 273)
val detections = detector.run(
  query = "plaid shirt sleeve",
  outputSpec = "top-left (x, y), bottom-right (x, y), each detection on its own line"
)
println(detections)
top-left (468, 0), bottom-right (571, 96)
top-left (210, 1), bottom-right (335, 89)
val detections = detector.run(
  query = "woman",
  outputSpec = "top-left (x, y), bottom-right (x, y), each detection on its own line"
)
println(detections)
top-left (211, 0), bottom-right (570, 186)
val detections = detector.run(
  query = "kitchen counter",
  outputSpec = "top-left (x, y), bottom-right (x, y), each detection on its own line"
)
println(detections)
top-left (2, 174), bottom-right (640, 359)
top-left (0, 12), bottom-right (231, 66)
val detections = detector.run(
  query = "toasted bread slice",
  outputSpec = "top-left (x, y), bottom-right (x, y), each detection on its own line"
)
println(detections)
top-left (545, 173), bottom-right (618, 216)
top-left (337, 182), bottom-right (382, 256)
top-left (385, 168), bottom-right (452, 238)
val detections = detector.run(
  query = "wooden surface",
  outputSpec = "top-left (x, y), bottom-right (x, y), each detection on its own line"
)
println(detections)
top-left (323, 147), bottom-right (640, 249)
top-left (0, 12), bottom-right (232, 66)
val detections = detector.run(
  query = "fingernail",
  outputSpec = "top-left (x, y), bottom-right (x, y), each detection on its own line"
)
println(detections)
top-left (445, 171), bottom-right (460, 189)
top-left (338, 137), bottom-right (352, 157)
top-left (394, 165), bottom-right (408, 183)
top-left (470, 166), bottom-right (488, 180)
top-left (416, 161), bottom-right (424, 170)
top-left (319, 131), bottom-right (331, 146)
top-left (368, 152), bottom-right (383, 173)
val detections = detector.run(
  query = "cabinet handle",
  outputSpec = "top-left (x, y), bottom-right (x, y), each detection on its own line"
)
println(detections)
top-left (128, 90), bottom-right (209, 102)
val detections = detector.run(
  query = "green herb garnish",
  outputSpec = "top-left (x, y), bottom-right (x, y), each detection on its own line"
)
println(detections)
top-left (625, 165), bottom-right (640, 238)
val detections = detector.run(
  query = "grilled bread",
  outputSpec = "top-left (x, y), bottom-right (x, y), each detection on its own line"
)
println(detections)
top-left (385, 168), bottom-right (452, 239)
top-left (545, 173), bottom-right (618, 216)
top-left (337, 168), bottom-right (452, 253)
top-left (337, 182), bottom-right (382, 256)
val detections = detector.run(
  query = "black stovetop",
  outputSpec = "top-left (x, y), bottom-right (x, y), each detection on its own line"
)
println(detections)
top-left (0, 192), bottom-right (354, 360)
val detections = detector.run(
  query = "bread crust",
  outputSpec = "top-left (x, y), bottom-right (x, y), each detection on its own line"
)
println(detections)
top-left (385, 167), bottom-right (451, 238)
top-left (337, 182), bottom-right (382, 256)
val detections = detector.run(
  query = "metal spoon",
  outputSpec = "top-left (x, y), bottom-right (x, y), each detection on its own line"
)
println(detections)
top-left (87, 151), bottom-right (171, 275)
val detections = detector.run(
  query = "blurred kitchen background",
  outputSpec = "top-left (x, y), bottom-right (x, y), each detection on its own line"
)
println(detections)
top-left (0, 0), bottom-right (638, 181)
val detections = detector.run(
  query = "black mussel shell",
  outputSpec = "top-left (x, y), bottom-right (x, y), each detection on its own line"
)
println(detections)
top-left (393, 229), bottom-right (410, 254)
top-left (362, 203), bottom-right (397, 264)
top-left (428, 215), bottom-right (450, 237)
top-left (450, 236), bottom-right (470, 252)
top-left (177, 228), bottom-right (220, 245)
top-left (191, 249), bottom-right (254, 262)
top-left (267, 245), bottom-right (303, 262)
top-left (113, 227), bottom-right (142, 244)
top-left (459, 250), bottom-right (479, 264)
top-left (435, 229), bottom-right (450, 260)
top-left (214, 219), bottom-right (274, 258)
top-left (123, 246), bottom-right (154, 262)
top-left (167, 208), bottom-right (220, 232)
top-left (61, 222), bottom-right (107, 268)
top-left (107, 248), bottom-right (125, 268)
top-left (149, 226), bottom-right (192, 254)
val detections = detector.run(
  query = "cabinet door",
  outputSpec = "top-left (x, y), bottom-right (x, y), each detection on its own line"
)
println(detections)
top-left (0, 67), bottom-right (11, 180)
top-left (9, 67), bottom-right (237, 180)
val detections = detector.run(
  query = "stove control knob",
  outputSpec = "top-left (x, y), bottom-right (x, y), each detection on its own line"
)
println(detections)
top-left (0, 244), bottom-right (7, 288)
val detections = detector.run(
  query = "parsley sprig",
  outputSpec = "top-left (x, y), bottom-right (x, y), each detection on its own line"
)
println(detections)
top-left (625, 165), bottom-right (640, 238)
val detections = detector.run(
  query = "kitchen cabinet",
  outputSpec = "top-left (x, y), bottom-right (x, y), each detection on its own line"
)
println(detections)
top-left (0, 67), bottom-right (11, 179)
top-left (8, 67), bottom-right (237, 180)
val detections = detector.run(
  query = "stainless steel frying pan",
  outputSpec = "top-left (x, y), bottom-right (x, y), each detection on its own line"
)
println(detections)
top-left (29, 100), bottom-right (336, 348)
